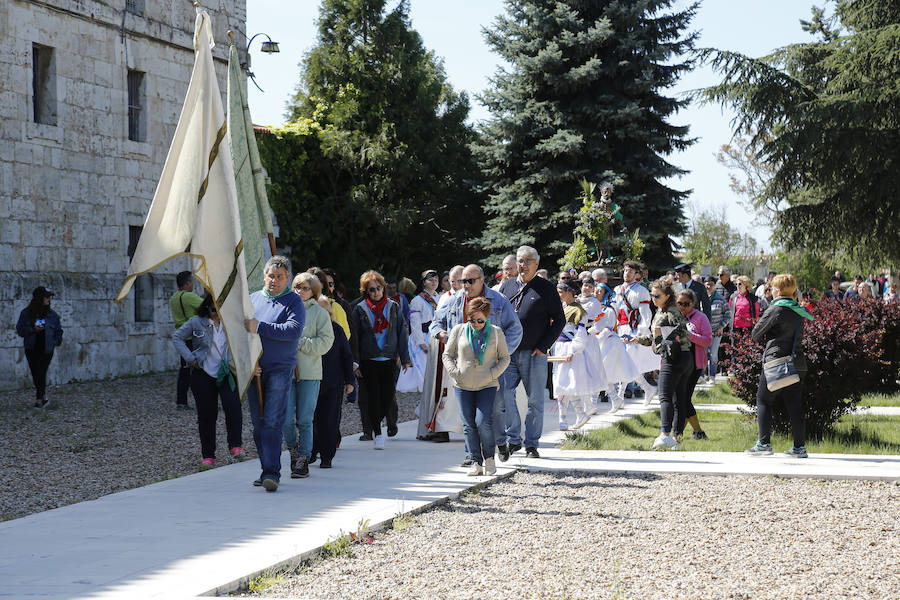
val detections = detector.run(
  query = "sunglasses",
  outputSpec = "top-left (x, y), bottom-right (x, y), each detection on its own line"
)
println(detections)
top-left (650, 293), bottom-right (663, 299)
top-left (676, 301), bottom-right (692, 307)
top-left (295, 285), bottom-right (311, 292)
top-left (460, 277), bottom-right (481, 285)
top-left (468, 318), bottom-right (486, 325)
top-left (367, 285), bottom-right (383, 293)
top-left (327, 281), bottom-right (335, 288)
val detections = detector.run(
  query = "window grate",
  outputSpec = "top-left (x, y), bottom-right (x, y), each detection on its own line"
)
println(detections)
top-left (127, 70), bottom-right (145, 142)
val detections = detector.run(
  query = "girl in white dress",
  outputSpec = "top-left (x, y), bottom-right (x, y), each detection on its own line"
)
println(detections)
top-left (398, 270), bottom-right (440, 393)
top-left (590, 296), bottom-right (640, 413)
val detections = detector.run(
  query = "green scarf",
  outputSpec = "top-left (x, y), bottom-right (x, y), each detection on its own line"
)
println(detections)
top-left (216, 358), bottom-right (236, 391)
top-left (771, 298), bottom-right (814, 321)
top-left (466, 319), bottom-right (492, 365)
top-left (262, 286), bottom-right (293, 300)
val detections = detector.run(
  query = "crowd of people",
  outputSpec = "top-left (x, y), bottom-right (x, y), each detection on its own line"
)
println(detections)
top-left (13, 249), bottom-right (895, 490)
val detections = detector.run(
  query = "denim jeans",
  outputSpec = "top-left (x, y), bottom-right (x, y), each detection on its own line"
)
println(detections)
top-left (456, 386), bottom-right (497, 464)
top-left (283, 379), bottom-right (321, 458)
top-left (707, 335), bottom-right (722, 377)
top-left (499, 349), bottom-right (548, 448)
top-left (247, 368), bottom-right (293, 482)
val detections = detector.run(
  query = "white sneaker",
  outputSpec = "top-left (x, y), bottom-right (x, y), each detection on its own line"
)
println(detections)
top-left (608, 399), bottom-right (620, 414)
top-left (484, 458), bottom-right (497, 475)
top-left (467, 463), bottom-right (484, 476)
top-left (650, 433), bottom-right (678, 450)
top-left (558, 419), bottom-right (569, 431)
top-left (587, 406), bottom-right (599, 417)
top-left (643, 386), bottom-right (657, 405)
top-left (573, 414), bottom-right (590, 429)
top-left (374, 435), bottom-right (385, 450)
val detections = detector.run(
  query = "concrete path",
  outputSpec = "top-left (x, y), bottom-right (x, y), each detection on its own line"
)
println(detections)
top-left (1, 388), bottom-right (898, 599)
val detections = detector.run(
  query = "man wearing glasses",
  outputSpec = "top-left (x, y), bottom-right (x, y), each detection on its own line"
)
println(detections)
top-left (428, 264), bottom-right (522, 461)
top-left (497, 246), bottom-right (565, 459)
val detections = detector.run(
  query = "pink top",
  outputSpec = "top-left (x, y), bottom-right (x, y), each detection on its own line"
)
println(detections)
top-left (685, 309), bottom-right (712, 370)
top-left (730, 293), bottom-right (756, 328)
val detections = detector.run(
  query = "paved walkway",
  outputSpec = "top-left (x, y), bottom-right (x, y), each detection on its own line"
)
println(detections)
top-left (2, 388), bottom-right (898, 599)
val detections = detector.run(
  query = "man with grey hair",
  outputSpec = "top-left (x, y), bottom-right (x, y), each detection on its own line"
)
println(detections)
top-left (592, 268), bottom-right (614, 304)
top-left (243, 255), bottom-right (305, 492)
top-left (497, 245), bottom-right (565, 459)
top-left (715, 265), bottom-right (737, 303)
top-left (428, 264), bottom-right (522, 460)
top-left (437, 265), bottom-right (465, 311)
top-left (492, 255), bottom-right (518, 291)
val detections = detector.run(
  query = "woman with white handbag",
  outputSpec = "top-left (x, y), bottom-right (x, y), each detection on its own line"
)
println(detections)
top-left (744, 274), bottom-right (815, 458)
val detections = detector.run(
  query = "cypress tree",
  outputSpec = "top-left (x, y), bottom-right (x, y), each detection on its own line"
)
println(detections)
top-left (474, 0), bottom-right (697, 270)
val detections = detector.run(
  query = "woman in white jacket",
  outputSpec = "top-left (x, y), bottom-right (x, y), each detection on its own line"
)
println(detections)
top-left (442, 297), bottom-right (510, 476)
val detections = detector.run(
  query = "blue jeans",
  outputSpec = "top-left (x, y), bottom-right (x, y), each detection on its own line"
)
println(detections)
top-left (456, 386), bottom-right (497, 465)
top-left (707, 335), bottom-right (722, 377)
top-left (499, 349), bottom-right (548, 448)
top-left (247, 368), bottom-right (293, 482)
top-left (283, 379), bottom-right (321, 458)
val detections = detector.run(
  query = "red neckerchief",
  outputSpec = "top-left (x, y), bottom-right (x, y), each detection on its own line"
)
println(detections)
top-left (419, 291), bottom-right (438, 311)
top-left (620, 282), bottom-right (648, 330)
top-left (366, 296), bottom-right (390, 334)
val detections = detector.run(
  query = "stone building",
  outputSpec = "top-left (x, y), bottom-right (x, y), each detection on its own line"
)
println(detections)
top-left (1, 0), bottom-right (248, 391)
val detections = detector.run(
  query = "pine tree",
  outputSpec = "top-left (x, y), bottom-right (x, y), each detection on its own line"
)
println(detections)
top-left (282, 0), bottom-right (481, 278)
top-left (699, 0), bottom-right (900, 266)
top-left (474, 0), bottom-right (697, 271)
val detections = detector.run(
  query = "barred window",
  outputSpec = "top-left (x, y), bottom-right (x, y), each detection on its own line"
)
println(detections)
top-left (127, 69), bottom-right (146, 142)
top-left (125, 0), bottom-right (145, 16)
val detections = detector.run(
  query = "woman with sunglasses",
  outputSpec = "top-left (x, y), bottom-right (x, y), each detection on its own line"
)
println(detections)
top-left (350, 270), bottom-right (412, 450)
top-left (442, 297), bottom-right (510, 475)
top-left (675, 289), bottom-right (710, 440)
top-left (173, 295), bottom-right (244, 471)
top-left (282, 272), bottom-right (335, 478)
top-left (625, 279), bottom-right (692, 450)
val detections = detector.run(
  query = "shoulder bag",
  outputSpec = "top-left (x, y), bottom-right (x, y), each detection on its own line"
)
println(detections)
top-left (762, 319), bottom-right (802, 391)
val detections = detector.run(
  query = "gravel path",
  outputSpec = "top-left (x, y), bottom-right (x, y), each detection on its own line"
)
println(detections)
top-left (244, 471), bottom-right (900, 600)
top-left (0, 373), bottom-right (419, 521)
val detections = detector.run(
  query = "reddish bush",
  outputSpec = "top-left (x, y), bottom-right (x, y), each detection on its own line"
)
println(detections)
top-left (724, 299), bottom-right (900, 438)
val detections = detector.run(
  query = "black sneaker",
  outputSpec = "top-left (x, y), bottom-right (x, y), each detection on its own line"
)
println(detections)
top-left (291, 457), bottom-right (310, 479)
top-left (633, 388), bottom-right (645, 398)
top-left (691, 431), bottom-right (709, 440)
top-left (387, 425), bottom-right (398, 437)
top-left (320, 458), bottom-right (333, 468)
top-left (460, 457), bottom-right (474, 467)
top-left (175, 403), bottom-right (191, 411)
top-left (431, 432), bottom-right (450, 443)
top-left (508, 443), bottom-right (522, 455)
top-left (262, 477), bottom-right (278, 492)
top-left (359, 433), bottom-right (373, 441)
top-left (497, 444), bottom-right (510, 462)
top-left (525, 447), bottom-right (540, 458)
top-left (623, 388), bottom-right (633, 399)
top-left (252, 478), bottom-right (263, 487)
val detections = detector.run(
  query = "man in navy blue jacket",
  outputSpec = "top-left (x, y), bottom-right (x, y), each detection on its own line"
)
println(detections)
top-left (244, 256), bottom-right (305, 492)
top-left (498, 246), bottom-right (565, 458)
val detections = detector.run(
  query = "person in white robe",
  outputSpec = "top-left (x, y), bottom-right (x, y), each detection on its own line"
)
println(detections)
top-left (615, 261), bottom-right (658, 404)
top-left (397, 270), bottom-right (440, 393)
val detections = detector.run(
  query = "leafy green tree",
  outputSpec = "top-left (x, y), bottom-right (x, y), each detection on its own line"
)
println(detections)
top-left (699, 0), bottom-right (900, 266)
top-left (278, 0), bottom-right (482, 280)
top-left (682, 206), bottom-right (744, 268)
top-left (474, 0), bottom-right (698, 270)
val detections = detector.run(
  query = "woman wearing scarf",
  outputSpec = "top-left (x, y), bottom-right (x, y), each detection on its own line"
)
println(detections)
top-left (745, 274), bottom-right (814, 457)
top-left (442, 297), bottom-right (510, 476)
top-left (350, 270), bottom-right (412, 450)
top-left (173, 295), bottom-right (244, 470)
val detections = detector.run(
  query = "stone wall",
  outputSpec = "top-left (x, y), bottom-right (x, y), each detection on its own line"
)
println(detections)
top-left (1, 0), bottom-right (248, 391)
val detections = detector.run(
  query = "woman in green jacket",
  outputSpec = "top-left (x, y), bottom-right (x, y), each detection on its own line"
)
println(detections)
top-left (284, 272), bottom-right (335, 479)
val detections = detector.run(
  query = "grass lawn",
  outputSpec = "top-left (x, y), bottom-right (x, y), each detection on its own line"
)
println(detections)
top-left (693, 383), bottom-right (900, 408)
top-left (563, 409), bottom-right (900, 454)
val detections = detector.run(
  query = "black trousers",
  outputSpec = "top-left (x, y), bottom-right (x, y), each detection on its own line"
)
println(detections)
top-left (313, 385), bottom-right (342, 462)
top-left (674, 368), bottom-right (703, 435)
top-left (360, 360), bottom-right (396, 437)
top-left (189, 369), bottom-right (242, 459)
top-left (658, 349), bottom-right (693, 434)
top-left (756, 369), bottom-right (805, 447)
top-left (176, 357), bottom-right (191, 406)
top-left (25, 348), bottom-right (53, 400)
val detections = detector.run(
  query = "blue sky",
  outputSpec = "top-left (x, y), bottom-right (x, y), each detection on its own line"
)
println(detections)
top-left (245, 0), bottom-right (817, 252)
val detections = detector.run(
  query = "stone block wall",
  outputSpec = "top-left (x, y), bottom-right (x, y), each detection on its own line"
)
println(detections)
top-left (1, 0), bottom-right (248, 391)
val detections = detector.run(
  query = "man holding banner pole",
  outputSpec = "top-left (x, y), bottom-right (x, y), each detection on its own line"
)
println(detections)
top-left (244, 256), bottom-right (304, 492)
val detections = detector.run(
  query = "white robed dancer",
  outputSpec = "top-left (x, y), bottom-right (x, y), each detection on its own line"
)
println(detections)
top-left (615, 261), bottom-right (658, 404)
top-left (552, 283), bottom-right (606, 429)
top-left (398, 269), bottom-right (440, 393)
top-left (578, 278), bottom-right (603, 322)
top-left (590, 292), bottom-right (640, 413)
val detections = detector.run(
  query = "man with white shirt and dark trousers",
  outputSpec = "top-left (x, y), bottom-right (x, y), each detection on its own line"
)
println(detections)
top-left (498, 245), bottom-right (565, 458)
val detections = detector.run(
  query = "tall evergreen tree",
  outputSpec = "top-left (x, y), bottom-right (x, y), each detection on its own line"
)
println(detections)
top-left (699, 0), bottom-right (900, 266)
top-left (474, 0), bottom-right (697, 270)
top-left (282, 0), bottom-right (482, 279)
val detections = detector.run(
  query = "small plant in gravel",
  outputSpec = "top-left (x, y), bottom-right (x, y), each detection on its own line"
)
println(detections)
top-left (321, 533), bottom-right (353, 558)
top-left (246, 569), bottom-right (284, 592)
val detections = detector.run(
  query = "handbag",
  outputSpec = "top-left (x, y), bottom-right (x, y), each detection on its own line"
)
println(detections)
top-left (762, 320), bottom-right (802, 391)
